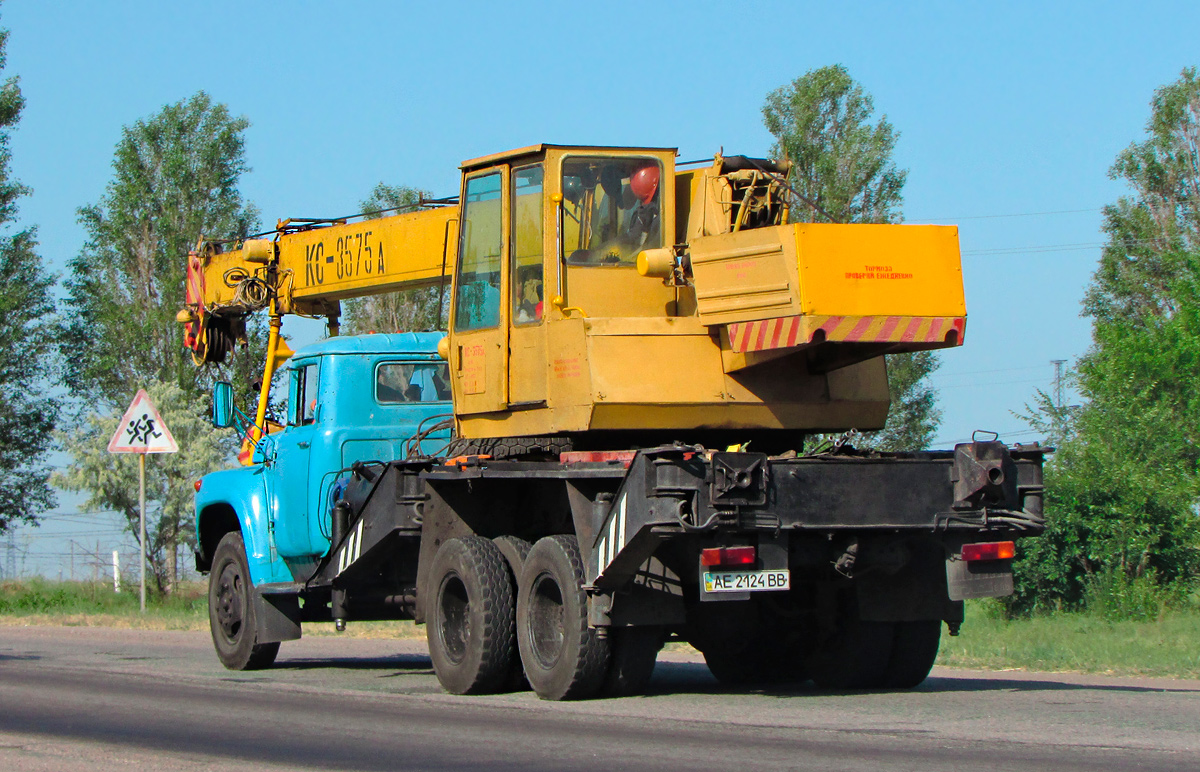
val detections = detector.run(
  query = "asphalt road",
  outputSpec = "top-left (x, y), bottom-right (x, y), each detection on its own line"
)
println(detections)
top-left (1, 625), bottom-right (1198, 771)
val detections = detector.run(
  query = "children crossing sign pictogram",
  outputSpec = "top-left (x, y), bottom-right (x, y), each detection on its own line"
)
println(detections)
top-left (108, 389), bottom-right (178, 454)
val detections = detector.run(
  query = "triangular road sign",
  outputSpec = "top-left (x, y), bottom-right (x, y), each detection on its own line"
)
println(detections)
top-left (108, 389), bottom-right (179, 454)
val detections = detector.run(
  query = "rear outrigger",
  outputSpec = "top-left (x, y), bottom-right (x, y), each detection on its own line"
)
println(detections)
top-left (185, 143), bottom-right (1046, 698)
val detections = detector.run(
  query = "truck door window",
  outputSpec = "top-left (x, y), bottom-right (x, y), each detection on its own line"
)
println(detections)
top-left (376, 362), bottom-right (452, 403)
top-left (561, 157), bottom-right (662, 266)
top-left (290, 363), bottom-right (319, 426)
top-left (454, 172), bottom-right (503, 331)
top-left (511, 164), bottom-right (544, 324)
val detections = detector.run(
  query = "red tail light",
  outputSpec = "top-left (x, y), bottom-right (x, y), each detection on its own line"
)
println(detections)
top-left (701, 546), bottom-right (757, 567)
top-left (961, 541), bottom-right (1015, 562)
top-left (194, 479), bottom-right (202, 492)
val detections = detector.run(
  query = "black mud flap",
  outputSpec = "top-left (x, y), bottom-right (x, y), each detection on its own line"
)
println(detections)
top-left (253, 589), bottom-right (302, 644)
top-left (946, 557), bottom-right (1014, 601)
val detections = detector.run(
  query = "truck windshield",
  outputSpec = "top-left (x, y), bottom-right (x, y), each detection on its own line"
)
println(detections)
top-left (376, 362), bottom-right (451, 403)
top-left (561, 157), bottom-right (662, 266)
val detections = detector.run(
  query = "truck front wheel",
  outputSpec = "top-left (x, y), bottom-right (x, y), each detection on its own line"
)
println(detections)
top-left (208, 531), bottom-right (279, 670)
top-left (427, 536), bottom-right (516, 695)
top-left (517, 535), bottom-right (610, 700)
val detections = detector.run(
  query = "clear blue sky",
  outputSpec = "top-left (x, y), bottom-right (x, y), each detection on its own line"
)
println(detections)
top-left (3, 1), bottom-right (1198, 573)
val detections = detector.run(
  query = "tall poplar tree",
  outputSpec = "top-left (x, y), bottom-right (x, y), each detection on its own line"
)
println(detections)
top-left (0, 15), bottom-right (58, 532)
top-left (58, 92), bottom-right (260, 588)
top-left (62, 91), bottom-right (260, 407)
top-left (763, 65), bottom-right (939, 450)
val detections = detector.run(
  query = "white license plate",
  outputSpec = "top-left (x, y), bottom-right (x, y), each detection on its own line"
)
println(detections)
top-left (703, 569), bottom-right (790, 593)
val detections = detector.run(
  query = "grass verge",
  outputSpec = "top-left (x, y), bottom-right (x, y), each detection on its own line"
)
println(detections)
top-left (0, 578), bottom-right (421, 638)
top-left (936, 599), bottom-right (1200, 679)
top-left (0, 578), bottom-right (208, 631)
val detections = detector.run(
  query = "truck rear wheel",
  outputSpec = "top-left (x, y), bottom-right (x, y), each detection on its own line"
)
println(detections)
top-left (517, 535), bottom-right (609, 700)
top-left (701, 638), bottom-right (798, 686)
top-left (602, 626), bottom-right (663, 697)
top-left (883, 620), bottom-right (941, 688)
top-left (494, 535), bottom-right (533, 691)
top-left (427, 536), bottom-right (516, 695)
top-left (208, 531), bottom-right (279, 671)
top-left (688, 600), bottom-right (806, 686)
top-left (805, 604), bottom-right (894, 690)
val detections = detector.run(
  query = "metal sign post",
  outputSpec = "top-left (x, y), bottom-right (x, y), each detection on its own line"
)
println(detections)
top-left (139, 454), bottom-right (146, 611)
top-left (108, 389), bottom-right (179, 613)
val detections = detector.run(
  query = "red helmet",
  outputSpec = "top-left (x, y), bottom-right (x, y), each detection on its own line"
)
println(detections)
top-left (630, 164), bottom-right (659, 204)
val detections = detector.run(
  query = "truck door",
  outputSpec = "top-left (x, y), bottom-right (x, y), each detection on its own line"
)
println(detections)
top-left (507, 163), bottom-right (547, 407)
top-left (270, 359), bottom-right (319, 557)
top-left (450, 168), bottom-right (510, 416)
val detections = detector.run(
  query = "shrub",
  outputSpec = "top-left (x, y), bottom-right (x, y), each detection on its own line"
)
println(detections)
top-left (1083, 569), bottom-right (1189, 622)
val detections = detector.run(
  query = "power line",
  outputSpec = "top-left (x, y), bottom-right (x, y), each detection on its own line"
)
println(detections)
top-left (963, 241), bottom-right (1106, 256)
top-left (932, 364), bottom-right (1051, 379)
top-left (40, 515), bottom-right (125, 525)
top-left (43, 510), bottom-right (122, 518)
top-left (962, 233), bottom-right (1180, 257)
top-left (912, 207), bottom-right (1102, 222)
top-left (43, 509), bottom-right (122, 518)
top-left (937, 377), bottom-right (1049, 390)
top-left (19, 530), bottom-right (131, 539)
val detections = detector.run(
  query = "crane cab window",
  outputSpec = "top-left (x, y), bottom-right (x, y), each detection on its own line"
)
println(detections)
top-left (375, 362), bottom-right (452, 403)
top-left (561, 157), bottom-right (662, 266)
top-left (290, 362), bottom-right (319, 426)
top-left (512, 164), bottom-right (544, 324)
top-left (454, 172), bottom-right (503, 331)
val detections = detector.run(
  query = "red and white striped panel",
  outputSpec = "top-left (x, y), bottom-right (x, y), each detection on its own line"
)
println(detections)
top-left (728, 315), bottom-right (966, 354)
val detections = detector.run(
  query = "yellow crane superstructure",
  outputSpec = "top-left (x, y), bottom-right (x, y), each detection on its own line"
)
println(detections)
top-left (179, 144), bottom-right (966, 454)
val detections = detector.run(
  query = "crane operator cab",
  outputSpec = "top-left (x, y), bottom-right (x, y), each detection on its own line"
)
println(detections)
top-left (447, 145), bottom-right (687, 437)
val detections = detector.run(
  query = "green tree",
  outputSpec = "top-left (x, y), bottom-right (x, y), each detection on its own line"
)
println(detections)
top-left (0, 17), bottom-right (58, 532)
top-left (763, 65), bottom-right (939, 450)
top-left (1008, 68), bottom-right (1200, 614)
top-left (62, 91), bottom-right (260, 407)
top-left (59, 92), bottom-right (261, 587)
top-left (54, 381), bottom-right (225, 591)
top-left (340, 183), bottom-right (446, 334)
top-left (871, 350), bottom-right (941, 450)
top-left (763, 64), bottom-right (906, 225)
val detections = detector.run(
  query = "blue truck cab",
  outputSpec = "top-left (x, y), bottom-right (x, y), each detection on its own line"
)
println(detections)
top-left (194, 332), bottom-right (450, 588)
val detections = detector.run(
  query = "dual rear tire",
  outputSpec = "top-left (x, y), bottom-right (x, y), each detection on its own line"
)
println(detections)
top-left (425, 536), bottom-right (517, 694)
top-left (689, 594), bottom-right (941, 691)
top-left (516, 535), bottom-right (610, 700)
top-left (806, 615), bottom-right (942, 690)
top-left (426, 534), bottom-right (661, 700)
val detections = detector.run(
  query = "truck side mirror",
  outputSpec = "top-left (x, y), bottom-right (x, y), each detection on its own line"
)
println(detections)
top-left (212, 381), bottom-right (235, 428)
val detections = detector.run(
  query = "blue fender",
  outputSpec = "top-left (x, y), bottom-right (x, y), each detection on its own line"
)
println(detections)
top-left (195, 462), bottom-right (293, 587)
